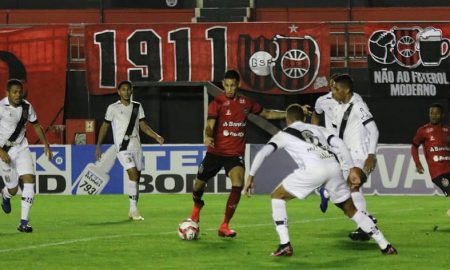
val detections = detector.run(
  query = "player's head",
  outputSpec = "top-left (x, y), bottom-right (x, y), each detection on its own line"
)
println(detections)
top-left (330, 73), bottom-right (353, 103)
top-left (6, 79), bottom-right (24, 107)
top-left (117, 80), bottom-right (133, 102)
top-left (222, 70), bottom-right (240, 99)
top-left (286, 104), bottom-right (305, 125)
top-left (429, 103), bottom-right (444, 124)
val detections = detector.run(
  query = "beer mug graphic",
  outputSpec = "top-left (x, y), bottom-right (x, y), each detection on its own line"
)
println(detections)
top-left (417, 27), bottom-right (450, 66)
top-left (391, 26), bottom-right (422, 68)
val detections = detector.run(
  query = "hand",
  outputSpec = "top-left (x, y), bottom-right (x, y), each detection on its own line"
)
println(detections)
top-left (347, 167), bottom-right (366, 189)
top-left (0, 149), bottom-right (11, 164)
top-left (204, 137), bottom-right (214, 148)
top-left (44, 145), bottom-right (53, 160)
top-left (416, 163), bottom-right (425, 174)
top-left (95, 146), bottom-right (102, 161)
top-left (244, 175), bottom-right (255, 197)
top-left (155, 135), bottom-right (164, 145)
top-left (301, 104), bottom-right (312, 117)
top-left (363, 154), bottom-right (377, 174)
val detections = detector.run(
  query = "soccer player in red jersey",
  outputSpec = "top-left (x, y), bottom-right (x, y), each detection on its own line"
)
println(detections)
top-left (189, 70), bottom-right (287, 237)
top-left (411, 103), bottom-right (450, 214)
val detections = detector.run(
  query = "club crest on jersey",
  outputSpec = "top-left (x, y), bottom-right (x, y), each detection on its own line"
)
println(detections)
top-left (225, 110), bottom-right (231, 116)
top-left (239, 98), bottom-right (245, 104)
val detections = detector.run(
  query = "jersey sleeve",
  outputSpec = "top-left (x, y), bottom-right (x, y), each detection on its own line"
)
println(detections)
top-left (207, 99), bottom-right (220, 119)
top-left (138, 103), bottom-right (145, 120)
top-left (268, 131), bottom-right (287, 150)
top-left (411, 127), bottom-right (424, 166)
top-left (314, 96), bottom-right (324, 115)
top-left (28, 102), bottom-right (38, 123)
top-left (250, 99), bottom-right (263, 115)
top-left (355, 101), bottom-right (374, 125)
top-left (104, 105), bottom-right (113, 122)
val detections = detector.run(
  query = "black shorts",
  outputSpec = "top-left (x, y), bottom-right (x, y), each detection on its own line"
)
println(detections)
top-left (196, 152), bottom-right (245, 181)
top-left (432, 173), bottom-right (450, 196)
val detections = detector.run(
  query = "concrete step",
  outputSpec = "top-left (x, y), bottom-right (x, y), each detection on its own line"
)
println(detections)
top-left (195, 7), bottom-right (250, 17)
top-left (197, 0), bottom-right (254, 8)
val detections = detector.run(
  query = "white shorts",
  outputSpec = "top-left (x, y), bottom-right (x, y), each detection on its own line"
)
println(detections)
top-left (117, 149), bottom-right (144, 171)
top-left (282, 162), bottom-right (350, 204)
top-left (0, 147), bottom-right (35, 189)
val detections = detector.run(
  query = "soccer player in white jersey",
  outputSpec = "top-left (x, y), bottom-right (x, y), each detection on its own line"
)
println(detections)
top-left (0, 79), bottom-right (53, 233)
top-left (96, 80), bottom-right (164, 220)
top-left (327, 74), bottom-right (379, 241)
top-left (244, 104), bottom-right (397, 256)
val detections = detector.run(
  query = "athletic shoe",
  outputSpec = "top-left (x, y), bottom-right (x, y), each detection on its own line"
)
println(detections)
top-left (17, 220), bottom-right (33, 233)
top-left (381, 244), bottom-right (398, 255)
top-left (319, 186), bottom-right (329, 213)
top-left (128, 210), bottom-right (145, 221)
top-left (218, 223), bottom-right (237, 238)
top-left (348, 227), bottom-right (371, 241)
top-left (191, 200), bottom-right (204, 223)
top-left (1, 194), bottom-right (11, 214)
top-left (271, 243), bottom-right (293, 257)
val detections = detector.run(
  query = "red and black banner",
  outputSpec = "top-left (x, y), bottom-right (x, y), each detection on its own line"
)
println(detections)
top-left (85, 23), bottom-right (330, 95)
top-left (366, 23), bottom-right (450, 98)
top-left (0, 26), bottom-right (68, 144)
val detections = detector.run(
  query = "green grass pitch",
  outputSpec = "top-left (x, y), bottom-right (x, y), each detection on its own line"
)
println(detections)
top-left (0, 194), bottom-right (448, 270)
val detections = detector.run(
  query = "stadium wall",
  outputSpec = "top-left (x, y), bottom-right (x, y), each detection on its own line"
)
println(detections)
top-left (0, 144), bottom-right (440, 196)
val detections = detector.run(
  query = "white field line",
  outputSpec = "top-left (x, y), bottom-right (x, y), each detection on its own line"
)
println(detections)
top-left (0, 208), bottom-right (420, 253)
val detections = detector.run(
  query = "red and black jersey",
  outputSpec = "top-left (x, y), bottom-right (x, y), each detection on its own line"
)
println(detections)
top-left (411, 123), bottom-right (450, 179)
top-left (208, 93), bottom-right (263, 156)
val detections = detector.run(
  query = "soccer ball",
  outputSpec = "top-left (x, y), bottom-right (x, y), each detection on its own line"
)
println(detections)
top-left (178, 219), bottom-right (199, 240)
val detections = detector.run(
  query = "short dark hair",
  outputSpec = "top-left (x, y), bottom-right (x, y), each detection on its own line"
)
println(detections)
top-left (118, 80), bottom-right (132, 89)
top-left (223, 70), bottom-right (240, 82)
top-left (286, 104), bottom-right (305, 121)
top-left (430, 103), bottom-right (444, 112)
top-left (331, 73), bottom-right (353, 92)
top-left (6, 79), bottom-right (23, 91)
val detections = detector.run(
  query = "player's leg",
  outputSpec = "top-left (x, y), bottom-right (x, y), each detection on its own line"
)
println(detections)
top-left (126, 167), bottom-right (144, 221)
top-left (336, 199), bottom-right (397, 254)
top-left (431, 173), bottom-right (450, 215)
top-left (117, 150), bottom-right (144, 220)
top-left (0, 158), bottom-right (19, 214)
top-left (18, 174), bottom-right (35, 233)
top-left (270, 184), bottom-right (295, 256)
top-left (328, 177), bottom-right (397, 255)
top-left (191, 153), bottom-right (222, 222)
top-left (218, 163), bottom-right (244, 237)
top-left (13, 149), bottom-right (35, 232)
top-left (345, 163), bottom-right (377, 240)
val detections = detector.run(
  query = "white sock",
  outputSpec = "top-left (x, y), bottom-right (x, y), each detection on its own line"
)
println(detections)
top-left (323, 189), bottom-right (330, 199)
top-left (351, 210), bottom-right (389, 250)
top-left (128, 180), bottom-right (138, 212)
top-left (2, 187), bottom-right (12, 199)
top-left (21, 183), bottom-right (35, 221)
top-left (351, 189), bottom-right (368, 213)
top-left (272, 198), bottom-right (290, 245)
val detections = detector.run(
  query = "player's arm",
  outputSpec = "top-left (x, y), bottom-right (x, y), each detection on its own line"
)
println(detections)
top-left (364, 120), bottom-right (379, 174)
top-left (96, 121), bottom-right (110, 161)
top-left (139, 119), bottom-right (164, 144)
top-left (32, 121), bottom-right (53, 160)
top-left (204, 118), bottom-right (216, 147)
top-left (411, 129), bottom-right (425, 174)
top-left (245, 143), bottom-right (277, 197)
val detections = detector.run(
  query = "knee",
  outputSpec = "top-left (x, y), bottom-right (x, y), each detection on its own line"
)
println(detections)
top-left (8, 186), bottom-right (19, 196)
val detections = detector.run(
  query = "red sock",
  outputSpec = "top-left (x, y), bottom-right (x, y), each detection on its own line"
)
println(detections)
top-left (223, 186), bottom-right (242, 225)
top-left (191, 189), bottom-right (204, 222)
